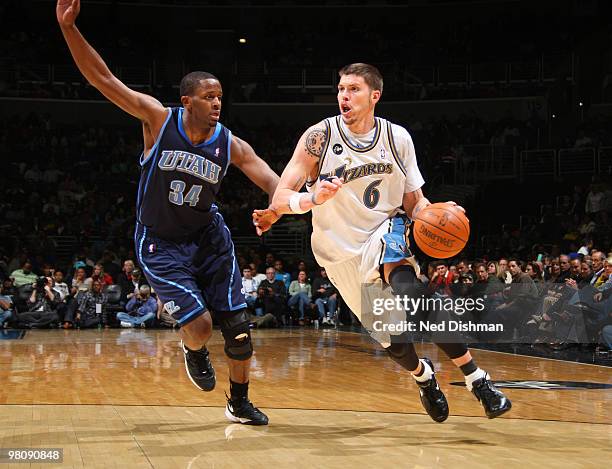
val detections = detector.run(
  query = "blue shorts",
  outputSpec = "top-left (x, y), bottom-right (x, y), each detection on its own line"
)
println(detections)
top-left (134, 213), bottom-right (247, 326)
top-left (381, 214), bottom-right (413, 264)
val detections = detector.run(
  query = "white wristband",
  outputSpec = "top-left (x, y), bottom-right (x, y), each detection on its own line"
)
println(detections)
top-left (289, 192), bottom-right (309, 214)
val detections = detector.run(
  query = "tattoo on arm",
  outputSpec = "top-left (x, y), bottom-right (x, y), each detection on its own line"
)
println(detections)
top-left (291, 176), bottom-right (306, 191)
top-left (304, 127), bottom-right (327, 159)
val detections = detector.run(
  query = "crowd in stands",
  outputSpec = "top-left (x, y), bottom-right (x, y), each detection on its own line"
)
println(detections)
top-left (1, 243), bottom-right (611, 355)
top-left (424, 251), bottom-right (612, 353)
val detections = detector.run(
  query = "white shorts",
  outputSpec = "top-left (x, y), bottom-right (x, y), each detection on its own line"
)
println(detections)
top-left (322, 216), bottom-right (418, 345)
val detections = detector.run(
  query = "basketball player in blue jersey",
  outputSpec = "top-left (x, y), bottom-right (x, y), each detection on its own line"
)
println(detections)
top-left (254, 63), bottom-right (511, 422)
top-left (58, 0), bottom-right (277, 425)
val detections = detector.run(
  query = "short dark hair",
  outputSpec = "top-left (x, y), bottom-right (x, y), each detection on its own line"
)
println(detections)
top-left (179, 71), bottom-right (219, 97)
top-left (338, 63), bottom-right (383, 93)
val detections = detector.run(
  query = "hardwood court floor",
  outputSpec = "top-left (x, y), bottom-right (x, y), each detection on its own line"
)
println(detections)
top-left (0, 329), bottom-right (610, 468)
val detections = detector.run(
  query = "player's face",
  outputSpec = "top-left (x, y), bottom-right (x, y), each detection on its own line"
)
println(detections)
top-left (183, 79), bottom-right (223, 128)
top-left (337, 75), bottom-right (380, 126)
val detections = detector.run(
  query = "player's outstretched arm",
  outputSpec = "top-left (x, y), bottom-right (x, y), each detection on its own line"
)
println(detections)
top-left (252, 123), bottom-right (342, 235)
top-left (56, 0), bottom-right (166, 128)
top-left (231, 136), bottom-right (280, 200)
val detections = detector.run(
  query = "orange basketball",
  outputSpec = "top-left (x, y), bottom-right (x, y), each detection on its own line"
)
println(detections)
top-left (413, 202), bottom-right (470, 258)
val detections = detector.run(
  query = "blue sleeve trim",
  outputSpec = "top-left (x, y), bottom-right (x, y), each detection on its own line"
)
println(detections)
top-left (223, 129), bottom-right (232, 177)
top-left (140, 108), bottom-right (172, 166)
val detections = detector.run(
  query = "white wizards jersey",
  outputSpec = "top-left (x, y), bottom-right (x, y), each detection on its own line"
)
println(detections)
top-left (308, 116), bottom-right (425, 266)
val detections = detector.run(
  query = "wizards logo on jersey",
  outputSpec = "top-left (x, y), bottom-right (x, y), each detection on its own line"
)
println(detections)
top-left (320, 162), bottom-right (393, 184)
top-left (158, 150), bottom-right (222, 184)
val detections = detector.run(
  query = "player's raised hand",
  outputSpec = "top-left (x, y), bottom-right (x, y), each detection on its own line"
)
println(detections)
top-left (252, 207), bottom-right (281, 236)
top-left (57, 0), bottom-right (80, 28)
top-left (313, 176), bottom-right (343, 205)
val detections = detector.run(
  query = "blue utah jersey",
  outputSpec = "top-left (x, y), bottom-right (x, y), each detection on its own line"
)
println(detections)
top-left (137, 107), bottom-right (231, 241)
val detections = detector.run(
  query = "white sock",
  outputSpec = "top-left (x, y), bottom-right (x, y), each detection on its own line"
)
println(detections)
top-left (412, 359), bottom-right (434, 382)
top-left (465, 368), bottom-right (487, 391)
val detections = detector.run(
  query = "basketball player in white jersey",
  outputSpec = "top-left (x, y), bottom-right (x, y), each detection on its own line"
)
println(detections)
top-left (254, 63), bottom-right (511, 421)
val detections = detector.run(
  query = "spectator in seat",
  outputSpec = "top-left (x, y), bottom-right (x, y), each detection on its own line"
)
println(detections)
top-left (256, 267), bottom-right (286, 322)
top-left (427, 261), bottom-right (454, 297)
top-left (312, 267), bottom-right (337, 325)
top-left (291, 260), bottom-right (309, 280)
top-left (10, 260), bottom-right (38, 288)
top-left (241, 267), bottom-right (259, 313)
top-left (498, 258), bottom-right (512, 284)
top-left (99, 250), bottom-right (121, 281)
top-left (590, 251), bottom-right (606, 287)
top-left (18, 276), bottom-right (60, 328)
top-left (579, 261), bottom-right (594, 287)
top-left (0, 283), bottom-right (14, 328)
top-left (120, 268), bottom-right (148, 305)
top-left (452, 259), bottom-right (470, 283)
top-left (485, 259), bottom-right (539, 339)
top-left (52, 269), bottom-right (75, 328)
top-left (250, 263), bottom-right (266, 284)
top-left (258, 252), bottom-right (276, 274)
top-left (74, 280), bottom-right (107, 328)
top-left (525, 261), bottom-right (544, 294)
top-left (70, 267), bottom-right (92, 297)
top-left (288, 270), bottom-right (312, 325)
top-left (556, 255), bottom-right (572, 283)
top-left (91, 263), bottom-right (114, 287)
top-left (544, 257), bottom-right (562, 282)
top-left (117, 260), bottom-right (135, 301)
top-left (274, 260), bottom-right (291, 291)
top-left (585, 182), bottom-right (607, 222)
top-left (117, 285), bottom-right (156, 328)
top-left (2, 278), bottom-right (17, 298)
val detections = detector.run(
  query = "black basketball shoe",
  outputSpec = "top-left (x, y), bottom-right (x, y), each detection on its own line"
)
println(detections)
top-left (225, 394), bottom-right (269, 426)
top-left (180, 340), bottom-right (216, 392)
top-left (471, 375), bottom-right (512, 419)
top-left (416, 358), bottom-right (449, 423)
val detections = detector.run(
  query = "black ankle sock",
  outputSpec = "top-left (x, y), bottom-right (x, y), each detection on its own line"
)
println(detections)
top-left (230, 380), bottom-right (249, 401)
top-left (459, 360), bottom-right (477, 376)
